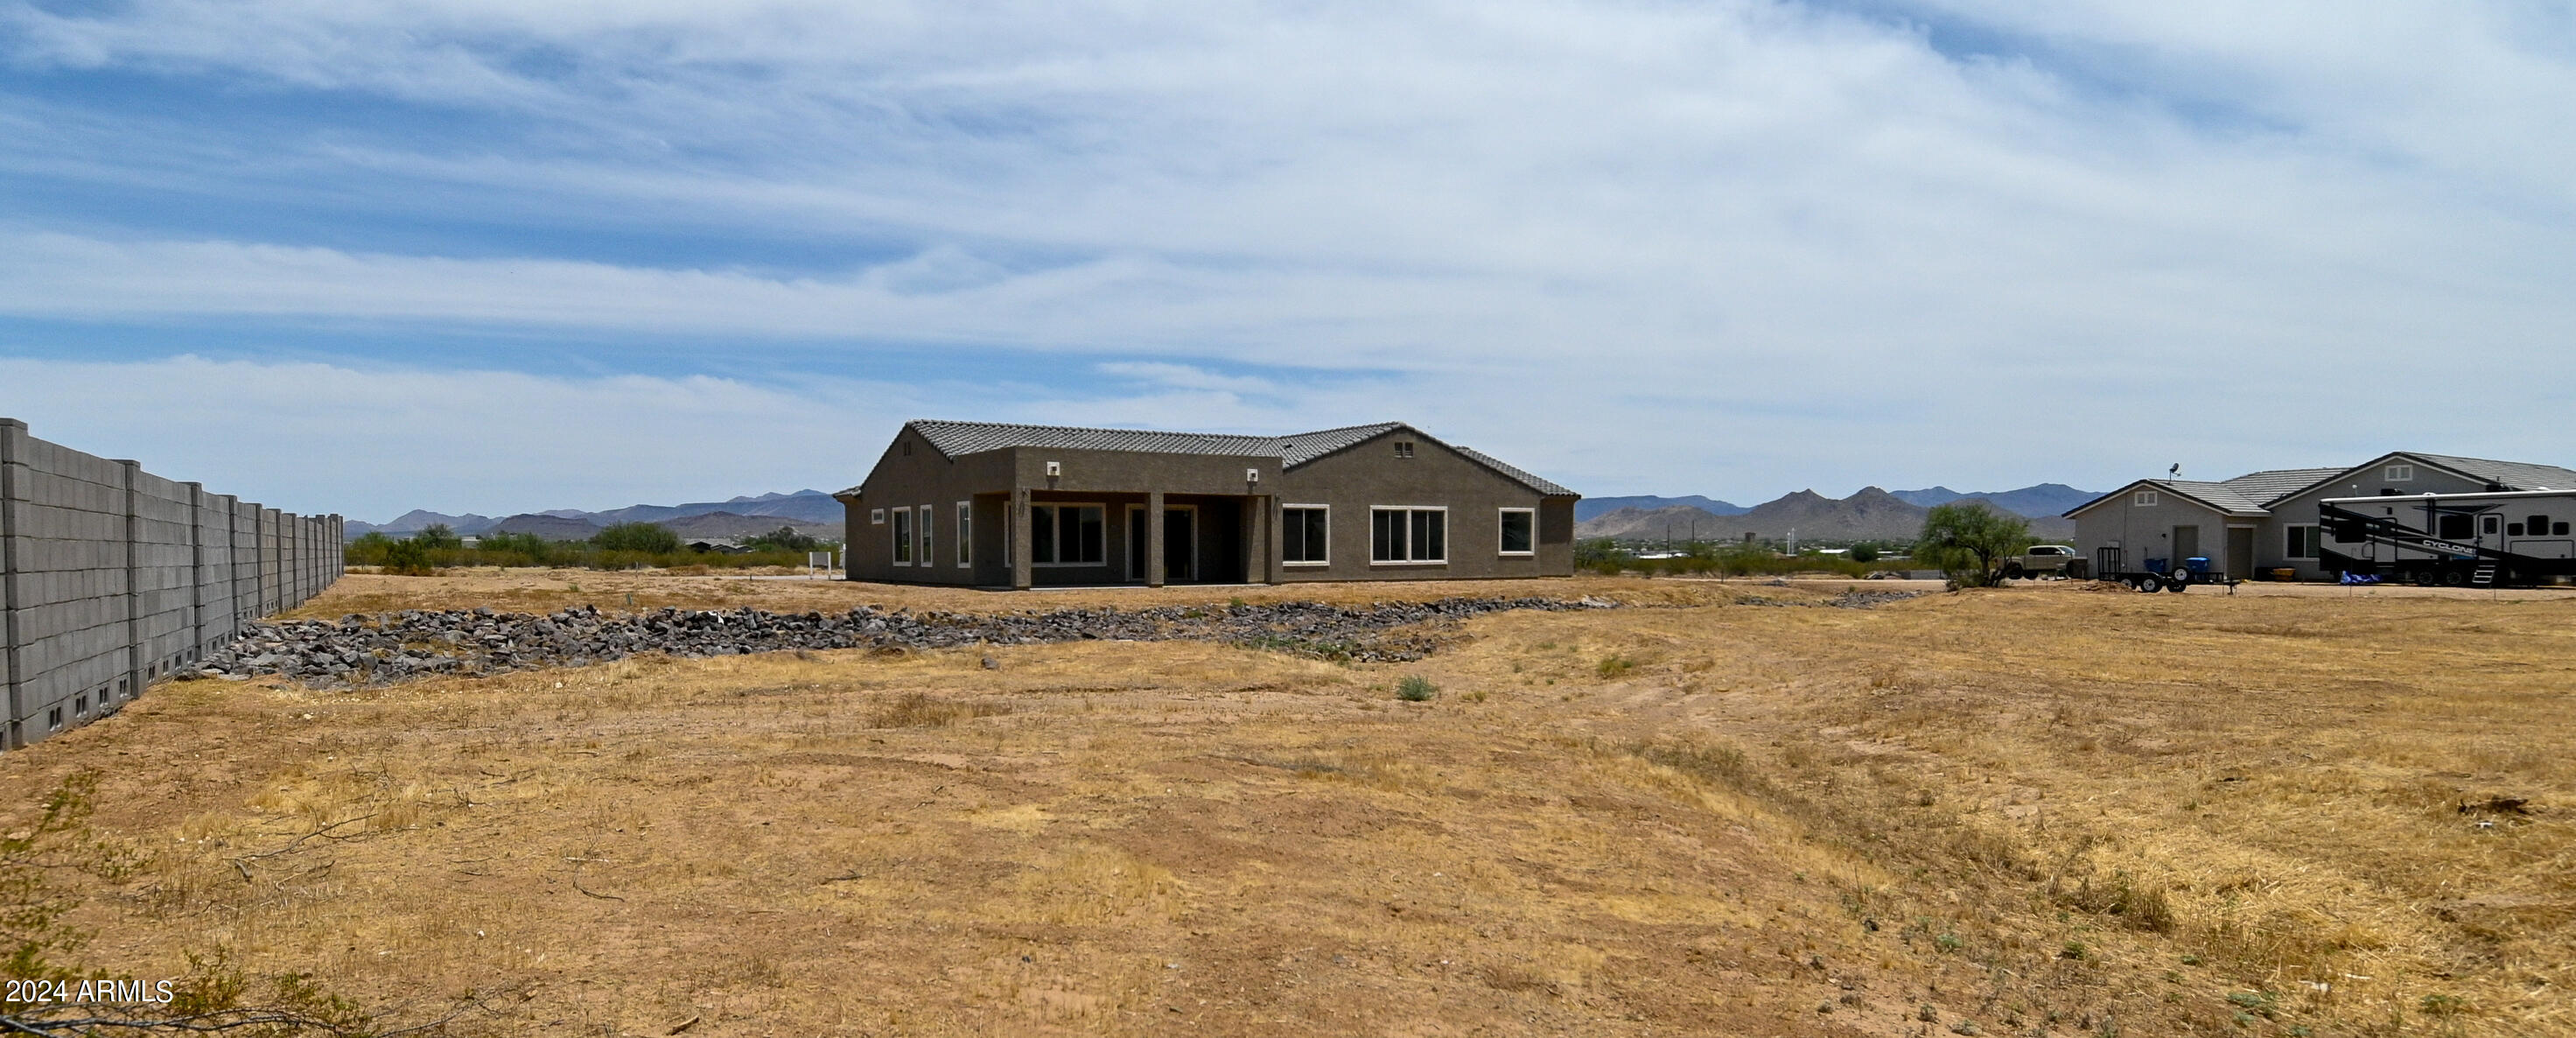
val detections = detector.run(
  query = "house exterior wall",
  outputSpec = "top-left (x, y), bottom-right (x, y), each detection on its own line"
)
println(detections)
top-left (1270, 430), bottom-right (1572, 582)
top-left (2258, 461), bottom-right (2509, 580)
top-left (838, 424), bottom-right (1576, 586)
top-left (2071, 486), bottom-right (2235, 576)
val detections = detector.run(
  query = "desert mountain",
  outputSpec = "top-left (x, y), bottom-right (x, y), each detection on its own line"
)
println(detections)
top-left (1890, 483), bottom-right (2097, 518)
top-left (352, 490), bottom-right (844, 540)
top-left (1572, 495), bottom-right (1746, 522)
top-left (1578, 487), bottom-right (2076, 543)
top-left (482, 514), bottom-right (606, 540)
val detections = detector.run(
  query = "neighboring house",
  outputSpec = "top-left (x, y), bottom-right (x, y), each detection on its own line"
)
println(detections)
top-left (2066, 452), bottom-right (2576, 581)
top-left (836, 420), bottom-right (1579, 587)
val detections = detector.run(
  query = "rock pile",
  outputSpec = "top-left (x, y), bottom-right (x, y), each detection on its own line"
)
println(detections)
top-left (196, 596), bottom-right (1627, 686)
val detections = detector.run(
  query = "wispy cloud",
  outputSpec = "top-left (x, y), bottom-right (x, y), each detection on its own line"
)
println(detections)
top-left (1, 2), bottom-right (2572, 503)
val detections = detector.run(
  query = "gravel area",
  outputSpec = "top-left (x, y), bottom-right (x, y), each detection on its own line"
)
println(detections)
top-left (192, 590), bottom-right (1924, 687)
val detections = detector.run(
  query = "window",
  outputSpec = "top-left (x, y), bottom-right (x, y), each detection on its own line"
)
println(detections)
top-left (1371, 507), bottom-right (1446, 564)
top-left (1031, 504), bottom-right (1105, 565)
top-left (2485, 515), bottom-right (2502, 535)
top-left (2133, 490), bottom-right (2160, 507)
top-left (956, 502), bottom-right (972, 567)
top-left (2286, 524), bottom-right (2320, 559)
top-left (2559, 523), bottom-right (2572, 537)
top-left (2530, 515), bottom-right (2551, 535)
top-left (891, 508), bottom-right (914, 565)
top-left (47, 706), bottom-right (63, 731)
top-left (1498, 508), bottom-right (1535, 555)
top-left (2438, 513), bottom-right (2472, 540)
top-left (1393, 440), bottom-right (1415, 459)
top-left (918, 505), bottom-right (934, 565)
top-left (1282, 506), bottom-right (1329, 565)
top-left (870, 508), bottom-right (885, 525)
top-left (2510, 523), bottom-right (2526, 537)
top-left (2385, 464), bottom-right (2413, 481)
top-left (74, 693), bottom-right (88, 718)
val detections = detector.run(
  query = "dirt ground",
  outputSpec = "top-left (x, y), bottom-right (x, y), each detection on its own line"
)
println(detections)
top-left (5, 579), bottom-right (2571, 1036)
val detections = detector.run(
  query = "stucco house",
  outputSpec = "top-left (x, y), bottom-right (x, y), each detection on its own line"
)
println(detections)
top-left (2066, 452), bottom-right (2576, 581)
top-left (836, 420), bottom-right (1579, 587)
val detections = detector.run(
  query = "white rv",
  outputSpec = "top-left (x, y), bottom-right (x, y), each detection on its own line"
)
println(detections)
top-left (2318, 490), bottom-right (2576, 586)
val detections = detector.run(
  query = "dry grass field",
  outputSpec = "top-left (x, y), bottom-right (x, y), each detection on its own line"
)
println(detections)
top-left (4, 577), bottom-right (2571, 1036)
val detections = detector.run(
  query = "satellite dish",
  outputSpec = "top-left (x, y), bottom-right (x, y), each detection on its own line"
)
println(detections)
top-left (2168, 463), bottom-right (2181, 479)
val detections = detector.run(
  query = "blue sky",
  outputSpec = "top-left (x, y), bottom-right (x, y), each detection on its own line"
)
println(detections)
top-left (4, 1), bottom-right (2572, 522)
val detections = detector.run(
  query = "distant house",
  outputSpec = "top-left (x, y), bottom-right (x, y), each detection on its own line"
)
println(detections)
top-left (836, 420), bottom-right (1579, 587)
top-left (2066, 452), bottom-right (2576, 580)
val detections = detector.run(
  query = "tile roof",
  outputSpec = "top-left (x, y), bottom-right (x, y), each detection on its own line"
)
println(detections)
top-left (871, 419), bottom-right (1576, 496)
top-left (1453, 445), bottom-right (1578, 497)
top-left (908, 419), bottom-right (1280, 459)
top-left (2222, 467), bottom-right (2349, 504)
top-left (2146, 480), bottom-right (2275, 515)
top-left (2405, 452), bottom-right (2576, 492)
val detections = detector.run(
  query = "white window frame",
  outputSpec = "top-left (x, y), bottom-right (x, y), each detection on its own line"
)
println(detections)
top-left (918, 505), bottom-right (934, 566)
top-left (1369, 505), bottom-right (1449, 565)
top-left (956, 501), bottom-right (973, 567)
top-left (2385, 464), bottom-right (2414, 482)
top-left (891, 507), bottom-right (914, 565)
top-left (1031, 502), bottom-right (1109, 566)
top-left (1281, 504), bottom-right (1330, 566)
top-left (869, 508), bottom-right (885, 525)
top-left (2286, 523), bottom-right (2320, 560)
top-left (1497, 507), bottom-right (1536, 557)
top-left (2133, 490), bottom-right (2160, 507)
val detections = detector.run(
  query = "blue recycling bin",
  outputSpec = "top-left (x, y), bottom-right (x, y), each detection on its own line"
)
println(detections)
top-left (2143, 558), bottom-right (2168, 573)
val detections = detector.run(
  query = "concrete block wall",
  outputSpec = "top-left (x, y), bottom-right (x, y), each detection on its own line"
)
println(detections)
top-left (0, 419), bottom-right (342, 749)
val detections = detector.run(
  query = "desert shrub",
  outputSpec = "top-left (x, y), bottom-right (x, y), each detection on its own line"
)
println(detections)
top-left (475, 531), bottom-right (558, 566)
top-left (742, 526), bottom-right (822, 553)
top-left (1596, 654), bottom-right (1636, 677)
top-left (380, 537), bottom-right (435, 576)
top-left (410, 523), bottom-right (464, 551)
top-left (593, 522), bottom-right (682, 554)
top-left (1395, 675), bottom-right (1438, 701)
top-left (1574, 537), bottom-right (1631, 575)
top-left (1848, 543), bottom-right (1881, 563)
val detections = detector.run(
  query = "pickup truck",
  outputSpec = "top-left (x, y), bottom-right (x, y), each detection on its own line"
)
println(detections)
top-left (1999, 544), bottom-right (2084, 579)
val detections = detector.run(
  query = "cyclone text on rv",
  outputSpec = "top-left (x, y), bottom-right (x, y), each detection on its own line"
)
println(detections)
top-left (2317, 490), bottom-right (2576, 587)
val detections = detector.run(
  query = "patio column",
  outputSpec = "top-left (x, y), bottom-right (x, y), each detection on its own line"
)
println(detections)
top-left (1011, 488), bottom-right (1032, 590)
top-left (1146, 490), bottom-right (1166, 588)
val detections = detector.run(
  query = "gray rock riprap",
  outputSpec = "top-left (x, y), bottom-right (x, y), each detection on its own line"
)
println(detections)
top-left (194, 596), bottom-right (1628, 687)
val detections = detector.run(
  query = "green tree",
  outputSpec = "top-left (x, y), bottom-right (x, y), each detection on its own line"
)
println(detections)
top-left (742, 526), bottom-right (821, 553)
top-left (1848, 543), bottom-right (1881, 564)
top-left (410, 523), bottom-right (463, 551)
top-left (1916, 503), bottom-right (2031, 588)
top-left (592, 522), bottom-right (681, 554)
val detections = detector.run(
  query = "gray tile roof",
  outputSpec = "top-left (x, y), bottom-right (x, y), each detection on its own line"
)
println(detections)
top-left (2222, 467), bottom-right (2349, 505)
top-left (2146, 480), bottom-right (2274, 515)
top-left (1454, 445), bottom-right (1578, 497)
top-left (878, 419), bottom-right (1576, 496)
top-left (2405, 452), bottom-right (2576, 492)
top-left (909, 419), bottom-right (1281, 459)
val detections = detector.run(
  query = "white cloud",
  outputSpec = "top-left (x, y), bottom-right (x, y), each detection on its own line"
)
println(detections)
top-left (1, 2), bottom-right (2572, 501)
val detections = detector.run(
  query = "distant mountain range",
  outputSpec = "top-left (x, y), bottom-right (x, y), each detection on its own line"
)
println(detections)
top-left (348, 490), bottom-right (844, 541)
top-left (1577, 484), bottom-right (2091, 544)
top-left (1574, 484), bottom-right (2094, 523)
top-left (1573, 494), bottom-right (1746, 521)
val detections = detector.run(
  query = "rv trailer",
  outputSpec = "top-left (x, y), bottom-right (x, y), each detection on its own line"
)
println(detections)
top-left (2317, 489), bottom-right (2576, 587)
